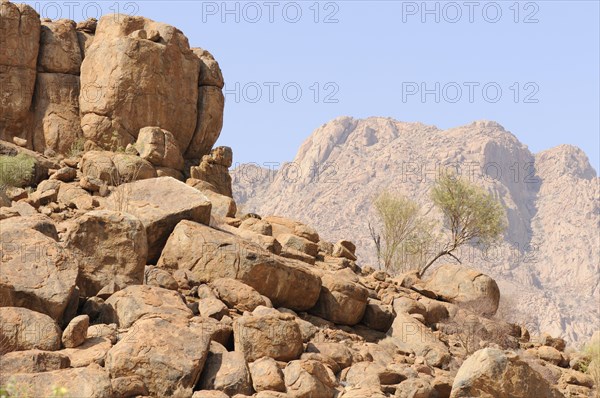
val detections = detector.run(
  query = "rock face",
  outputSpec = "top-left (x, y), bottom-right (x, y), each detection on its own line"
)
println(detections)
top-left (135, 126), bottom-right (185, 171)
top-left (106, 177), bottom-right (212, 262)
top-left (79, 15), bottom-right (200, 153)
top-left (0, 307), bottom-right (62, 354)
top-left (0, 1), bottom-right (40, 141)
top-left (106, 316), bottom-right (211, 397)
top-left (157, 220), bottom-right (322, 311)
top-left (423, 264), bottom-right (500, 316)
top-left (310, 269), bottom-right (368, 326)
top-left (284, 359), bottom-right (336, 398)
top-left (198, 349), bottom-right (253, 396)
top-left (233, 312), bottom-right (304, 361)
top-left (37, 19), bottom-right (82, 74)
top-left (63, 210), bottom-right (147, 297)
top-left (450, 348), bottom-right (563, 398)
top-left (0, 224), bottom-right (78, 322)
top-left (0, 364), bottom-right (112, 398)
top-left (234, 117), bottom-right (600, 344)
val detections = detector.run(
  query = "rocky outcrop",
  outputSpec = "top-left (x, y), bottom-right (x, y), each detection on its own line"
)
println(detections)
top-left (450, 348), bottom-right (564, 398)
top-left (63, 210), bottom-right (147, 297)
top-left (0, 307), bottom-right (61, 354)
top-left (157, 220), bottom-right (322, 311)
top-left (423, 264), bottom-right (501, 316)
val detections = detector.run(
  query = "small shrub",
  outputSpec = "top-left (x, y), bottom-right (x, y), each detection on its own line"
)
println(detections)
top-left (0, 153), bottom-right (36, 189)
top-left (67, 137), bottom-right (86, 158)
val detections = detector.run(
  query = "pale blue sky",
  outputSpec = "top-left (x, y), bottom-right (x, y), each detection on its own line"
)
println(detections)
top-left (29, 1), bottom-right (600, 171)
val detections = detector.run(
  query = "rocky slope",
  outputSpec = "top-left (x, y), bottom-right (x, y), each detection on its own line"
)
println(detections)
top-left (234, 116), bottom-right (600, 344)
top-left (0, 2), bottom-right (598, 397)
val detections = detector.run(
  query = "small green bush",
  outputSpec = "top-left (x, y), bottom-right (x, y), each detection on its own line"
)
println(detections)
top-left (0, 153), bottom-right (36, 189)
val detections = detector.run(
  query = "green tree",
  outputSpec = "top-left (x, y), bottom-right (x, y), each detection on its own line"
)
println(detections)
top-left (418, 172), bottom-right (506, 278)
top-left (369, 191), bottom-right (433, 273)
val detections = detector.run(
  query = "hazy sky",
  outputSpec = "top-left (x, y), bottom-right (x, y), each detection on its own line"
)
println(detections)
top-left (28, 1), bottom-right (600, 171)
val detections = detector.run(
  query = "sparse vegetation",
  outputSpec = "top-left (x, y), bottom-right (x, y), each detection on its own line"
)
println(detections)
top-left (67, 137), bottom-right (86, 158)
top-left (418, 172), bottom-right (506, 277)
top-left (0, 153), bottom-right (36, 190)
top-left (369, 191), bottom-right (433, 273)
top-left (583, 336), bottom-right (600, 395)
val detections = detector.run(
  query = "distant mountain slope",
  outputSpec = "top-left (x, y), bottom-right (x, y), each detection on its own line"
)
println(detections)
top-left (233, 116), bottom-right (600, 343)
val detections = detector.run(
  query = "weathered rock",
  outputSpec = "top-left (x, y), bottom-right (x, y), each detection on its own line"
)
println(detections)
top-left (284, 359), bottom-right (336, 398)
top-left (185, 86), bottom-right (225, 159)
top-left (249, 356), bottom-right (286, 392)
top-left (212, 278), bottom-right (267, 312)
top-left (135, 126), bottom-right (185, 170)
top-left (144, 266), bottom-right (179, 290)
top-left (0, 225), bottom-right (78, 321)
top-left (265, 216), bottom-right (319, 243)
top-left (104, 285), bottom-right (192, 328)
top-left (234, 312), bottom-right (303, 362)
top-left (193, 391), bottom-right (229, 398)
top-left (450, 348), bottom-right (564, 398)
top-left (64, 210), bottom-right (147, 297)
top-left (193, 47), bottom-right (224, 88)
top-left (362, 299), bottom-right (394, 332)
top-left (81, 151), bottom-right (156, 185)
top-left (190, 146), bottom-right (233, 197)
top-left (38, 19), bottom-right (82, 74)
top-left (395, 378), bottom-right (434, 398)
top-left (239, 217), bottom-right (272, 236)
top-left (198, 296), bottom-right (229, 320)
top-left (0, 363), bottom-right (112, 398)
top-left (424, 264), bottom-right (500, 316)
top-left (222, 223), bottom-right (282, 254)
top-left (279, 233), bottom-right (319, 257)
top-left (31, 73), bottom-right (83, 154)
top-left (541, 333), bottom-right (567, 352)
top-left (187, 178), bottom-right (237, 218)
top-left (62, 314), bottom-right (89, 348)
top-left (0, 2), bottom-right (40, 141)
top-left (198, 349), bottom-right (253, 396)
top-left (0, 349), bottom-right (70, 374)
top-left (105, 316), bottom-right (210, 397)
top-left (306, 342), bottom-right (353, 370)
top-left (79, 14), bottom-right (201, 153)
top-left (310, 269), bottom-right (368, 326)
top-left (157, 220), bottom-right (321, 311)
top-left (387, 311), bottom-right (451, 368)
top-left (61, 336), bottom-right (112, 368)
top-left (332, 240), bottom-right (357, 261)
top-left (111, 375), bottom-right (149, 398)
top-left (57, 182), bottom-right (95, 210)
top-left (194, 316), bottom-right (233, 347)
top-left (107, 177), bottom-right (211, 262)
top-left (0, 213), bottom-right (58, 240)
top-left (0, 307), bottom-right (61, 354)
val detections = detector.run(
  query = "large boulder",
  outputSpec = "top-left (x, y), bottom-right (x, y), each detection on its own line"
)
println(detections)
top-left (105, 316), bottom-right (211, 397)
top-left (264, 216), bottom-right (319, 243)
top-left (190, 146), bottom-right (233, 197)
top-left (0, 364), bottom-right (112, 398)
top-left (63, 210), bottom-right (147, 297)
top-left (310, 269), bottom-right (368, 326)
top-left (193, 47), bottom-right (224, 88)
top-left (106, 177), bottom-right (212, 262)
top-left (135, 126), bottom-right (185, 171)
top-left (198, 349), bottom-right (253, 396)
top-left (37, 19), bottom-right (82, 74)
top-left (31, 73), bottom-right (83, 154)
top-left (157, 220), bottom-right (321, 311)
top-left (187, 178), bottom-right (237, 219)
top-left (0, 225), bottom-right (78, 321)
top-left (424, 264), bottom-right (500, 316)
top-left (233, 312), bottom-right (304, 362)
top-left (81, 150), bottom-right (156, 185)
top-left (185, 85), bottom-right (225, 159)
top-left (450, 348), bottom-right (564, 398)
top-left (0, 349), bottom-right (70, 374)
top-left (104, 285), bottom-right (193, 328)
top-left (79, 14), bottom-right (200, 153)
top-left (211, 278), bottom-right (267, 312)
top-left (284, 359), bottom-right (336, 398)
top-left (0, 1), bottom-right (40, 142)
top-left (249, 357), bottom-right (286, 392)
top-left (387, 311), bottom-right (451, 368)
top-left (0, 307), bottom-right (61, 354)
